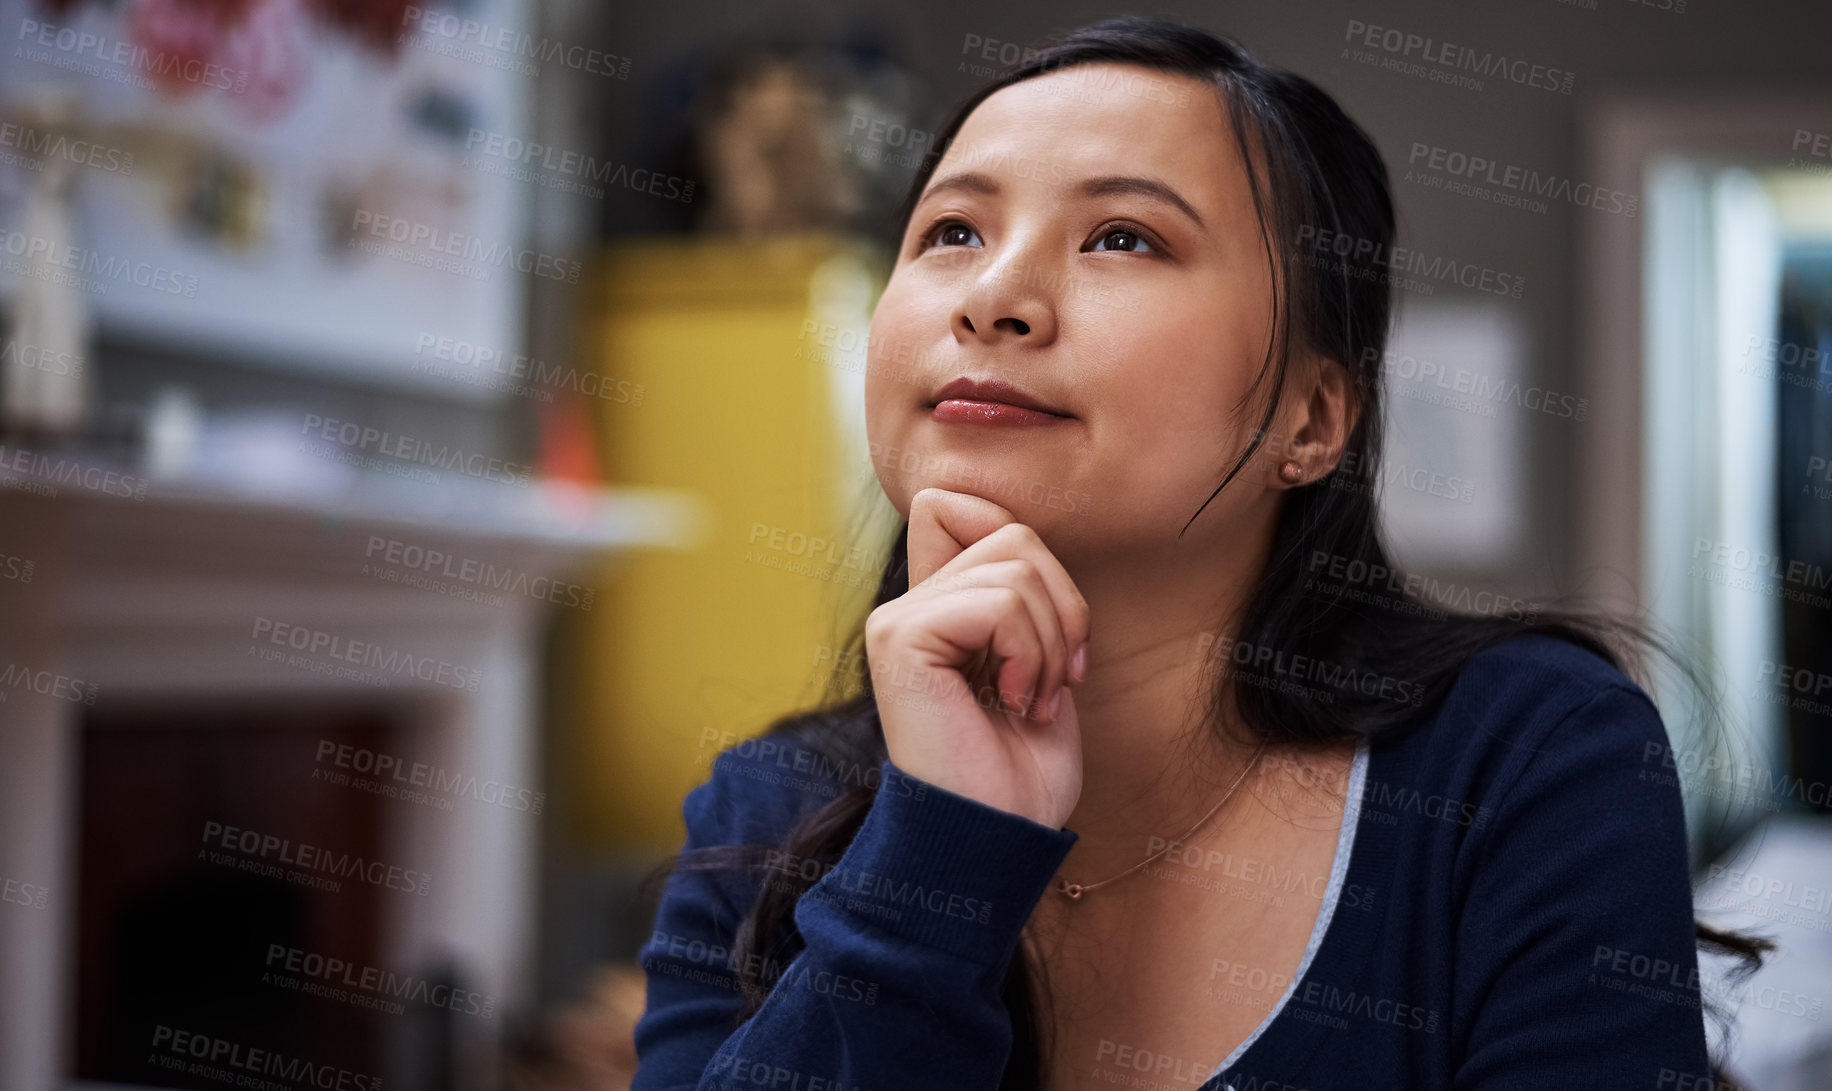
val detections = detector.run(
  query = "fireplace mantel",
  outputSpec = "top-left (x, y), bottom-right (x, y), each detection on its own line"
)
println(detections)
top-left (0, 464), bottom-right (702, 1091)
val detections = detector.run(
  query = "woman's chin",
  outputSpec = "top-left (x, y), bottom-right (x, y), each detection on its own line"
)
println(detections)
top-left (876, 474), bottom-right (1089, 527)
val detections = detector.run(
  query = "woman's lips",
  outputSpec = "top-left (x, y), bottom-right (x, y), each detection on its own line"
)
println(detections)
top-left (930, 399), bottom-right (1075, 426)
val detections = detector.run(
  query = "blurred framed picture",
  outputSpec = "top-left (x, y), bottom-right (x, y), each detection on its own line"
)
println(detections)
top-left (1378, 296), bottom-right (1532, 571)
top-left (0, 0), bottom-right (537, 400)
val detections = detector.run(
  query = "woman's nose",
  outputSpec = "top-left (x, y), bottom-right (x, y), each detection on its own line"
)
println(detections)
top-left (951, 264), bottom-right (1056, 344)
top-left (963, 316), bottom-right (1029, 336)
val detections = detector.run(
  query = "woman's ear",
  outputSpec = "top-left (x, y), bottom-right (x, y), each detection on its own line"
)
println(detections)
top-left (1271, 351), bottom-right (1360, 488)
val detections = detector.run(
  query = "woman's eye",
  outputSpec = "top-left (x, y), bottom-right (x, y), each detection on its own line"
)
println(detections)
top-left (1089, 228), bottom-right (1154, 253)
top-left (926, 221), bottom-right (983, 249)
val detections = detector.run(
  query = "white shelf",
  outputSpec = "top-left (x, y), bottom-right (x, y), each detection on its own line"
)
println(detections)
top-left (0, 448), bottom-right (709, 558)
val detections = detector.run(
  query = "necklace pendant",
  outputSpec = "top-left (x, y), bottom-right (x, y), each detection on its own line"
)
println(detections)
top-left (1058, 880), bottom-right (1084, 900)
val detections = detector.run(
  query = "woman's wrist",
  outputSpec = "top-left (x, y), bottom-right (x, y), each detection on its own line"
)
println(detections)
top-left (791, 757), bottom-right (1078, 966)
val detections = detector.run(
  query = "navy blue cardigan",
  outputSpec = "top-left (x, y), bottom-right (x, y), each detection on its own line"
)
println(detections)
top-left (631, 634), bottom-right (1713, 1090)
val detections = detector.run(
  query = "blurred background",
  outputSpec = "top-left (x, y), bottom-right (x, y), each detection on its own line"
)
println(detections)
top-left (0, 0), bottom-right (1829, 1088)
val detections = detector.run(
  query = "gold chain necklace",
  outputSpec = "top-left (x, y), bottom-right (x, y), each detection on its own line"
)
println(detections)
top-left (1053, 740), bottom-right (1268, 901)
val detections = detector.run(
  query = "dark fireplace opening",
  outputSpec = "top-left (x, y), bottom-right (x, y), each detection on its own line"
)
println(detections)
top-left (75, 699), bottom-right (439, 1090)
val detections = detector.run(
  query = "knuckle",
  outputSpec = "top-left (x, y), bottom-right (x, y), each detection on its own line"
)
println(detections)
top-left (974, 558), bottom-right (1017, 581)
top-left (863, 606), bottom-right (899, 645)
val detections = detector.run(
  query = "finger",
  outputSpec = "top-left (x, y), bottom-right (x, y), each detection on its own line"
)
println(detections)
top-left (894, 581), bottom-right (1046, 720)
top-left (932, 521), bottom-right (1092, 671)
top-left (907, 488), bottom-right (1016, 592)
top-left (983, 586), bottom-right (1047, 718)
top-left (955, 558), bottom-right (1068, 721)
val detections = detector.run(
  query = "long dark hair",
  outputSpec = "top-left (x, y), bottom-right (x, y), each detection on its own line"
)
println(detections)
top-left (641, 16), bottom-right (1770, 1087)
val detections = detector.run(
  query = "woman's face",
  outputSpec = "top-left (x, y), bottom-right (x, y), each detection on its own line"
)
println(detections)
top-left (864, 61), bottom-right (1325, 565)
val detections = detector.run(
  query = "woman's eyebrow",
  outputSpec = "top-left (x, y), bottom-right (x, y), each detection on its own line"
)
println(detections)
top-left (1078, 175), bottom-right (1206, 229)
top-left (918, 170), bottom-right (1205, 230)
top-left (918, 170), bottom-right (1001, 204)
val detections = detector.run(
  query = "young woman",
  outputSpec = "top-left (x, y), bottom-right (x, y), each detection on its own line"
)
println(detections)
top-left (630, 16), bottom-right (1766, 1091)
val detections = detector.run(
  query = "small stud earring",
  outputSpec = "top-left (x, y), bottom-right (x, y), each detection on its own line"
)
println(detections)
top-left (1279, 460), bottom-right (1303, 484)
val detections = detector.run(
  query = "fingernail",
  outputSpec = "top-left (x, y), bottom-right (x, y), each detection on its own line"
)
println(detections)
top-left (1071, 644), bottom-right (1087, 683)
top-left (1048, 688), bottom-right (1063, 719)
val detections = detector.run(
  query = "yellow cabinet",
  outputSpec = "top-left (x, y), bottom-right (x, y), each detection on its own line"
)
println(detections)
top-left (567, 232), bottom-right (895, 851)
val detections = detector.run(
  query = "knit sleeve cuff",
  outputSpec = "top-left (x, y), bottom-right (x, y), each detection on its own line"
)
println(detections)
top-left (797, 758), bottom-right (1078, 966)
